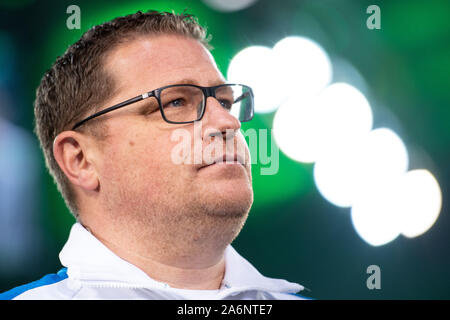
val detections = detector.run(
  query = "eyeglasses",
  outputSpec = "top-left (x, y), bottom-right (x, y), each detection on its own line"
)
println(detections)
top-left (72, 83), bottom-right (254, 130)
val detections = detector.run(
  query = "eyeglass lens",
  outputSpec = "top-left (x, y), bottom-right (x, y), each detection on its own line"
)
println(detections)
top-left (159, 85), bottom-right (253, 123)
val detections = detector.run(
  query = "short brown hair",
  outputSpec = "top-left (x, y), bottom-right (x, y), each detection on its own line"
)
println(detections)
top-left (34, 10), bottom-right (211, 219)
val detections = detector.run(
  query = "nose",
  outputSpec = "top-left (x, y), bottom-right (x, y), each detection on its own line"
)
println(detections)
top-left (201, 96), bottom-right (241, 137)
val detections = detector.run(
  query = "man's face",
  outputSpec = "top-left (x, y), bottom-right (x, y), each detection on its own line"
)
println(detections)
top-left (93, 35), bottom-right (253, 236)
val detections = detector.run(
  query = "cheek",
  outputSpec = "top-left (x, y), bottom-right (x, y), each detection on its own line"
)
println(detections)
top-left (100, 133), bottom-right (186, 190)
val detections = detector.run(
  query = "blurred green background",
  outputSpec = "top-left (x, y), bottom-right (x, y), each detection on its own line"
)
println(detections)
top-left (0, 0), bottom-right (448, 299)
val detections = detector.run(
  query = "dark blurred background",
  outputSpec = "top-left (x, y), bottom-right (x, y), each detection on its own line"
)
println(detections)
top-left (0, 0), bottom-right (448, 299)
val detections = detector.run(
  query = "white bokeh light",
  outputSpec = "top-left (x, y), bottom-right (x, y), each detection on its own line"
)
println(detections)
top-left (202, 0), bottom-right (259, 12)
top-left (398, 170), bottom-right (442, 238)
top-left (351, 180), bottom-right (402, 246)
top-left (273, 96), bottom-right (319, 163)
top-left (350, 169), bottom-right (442, 246)
top-left (273, 82), bottom-right (373, 163)
top-left (228, 36), bottom-right (332, 114)
top-left (312, 83), bottom-right (374, 158)
top-left (230, 36), bottom-right (443, 245)
top-left (227, 46), bottom-right (282, 113)
top-left (314, 128), bottom-right (409, 207)
top-left (272, 36), bottom-right (332, 98)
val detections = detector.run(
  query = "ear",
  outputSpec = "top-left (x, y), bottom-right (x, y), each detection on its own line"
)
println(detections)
top-left (53, 131), bottom-right (100, 192)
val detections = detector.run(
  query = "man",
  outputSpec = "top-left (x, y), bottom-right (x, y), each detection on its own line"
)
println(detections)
top-left (0, 10), bottom-right (305, 300)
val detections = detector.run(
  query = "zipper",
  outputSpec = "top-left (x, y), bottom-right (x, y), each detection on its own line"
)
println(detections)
top-left (76, 279), bottom-right (294, 299)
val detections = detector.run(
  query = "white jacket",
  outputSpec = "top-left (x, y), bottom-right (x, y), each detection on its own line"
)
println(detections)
top-left (1, 223), bottom-right (307, 300)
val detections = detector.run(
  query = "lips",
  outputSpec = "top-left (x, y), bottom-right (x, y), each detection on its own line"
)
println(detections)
top-left (198, 153), bottom-right (245, 170)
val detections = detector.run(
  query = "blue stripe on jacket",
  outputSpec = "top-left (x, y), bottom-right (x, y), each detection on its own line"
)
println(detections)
top-left (289, 292), bottom-right (314, 300)
top-left (0, 268), bottom-right (68, 300)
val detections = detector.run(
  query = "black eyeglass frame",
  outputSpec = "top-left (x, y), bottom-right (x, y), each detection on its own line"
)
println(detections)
top-left (71, 83), bottom-right (254, 130)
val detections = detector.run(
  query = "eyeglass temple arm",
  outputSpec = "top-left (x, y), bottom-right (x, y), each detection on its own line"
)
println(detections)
top-left (72, 93), bottom-right (152, 130)
top-left (233, 91), bottom-right (251, 104)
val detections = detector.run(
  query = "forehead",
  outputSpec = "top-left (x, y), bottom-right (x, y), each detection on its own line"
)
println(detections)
top-left (104, 34), bottom-right (224, 95)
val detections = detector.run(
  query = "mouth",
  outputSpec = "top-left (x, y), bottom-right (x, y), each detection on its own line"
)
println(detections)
top-left (198, 153), bottom-right (246, 170)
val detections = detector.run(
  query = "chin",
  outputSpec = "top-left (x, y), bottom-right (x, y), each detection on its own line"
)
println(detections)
top-left (199, 183), bottom-right (254, 219)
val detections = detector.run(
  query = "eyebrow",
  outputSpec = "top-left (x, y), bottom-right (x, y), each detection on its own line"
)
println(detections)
top-left (173, 78), bottom-right (226, 87)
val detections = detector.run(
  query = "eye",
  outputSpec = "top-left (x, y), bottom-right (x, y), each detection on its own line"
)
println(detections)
top-left (219, 99), bottom-right (233, 110)
top-left (165, 98), bottom-right (185, 108)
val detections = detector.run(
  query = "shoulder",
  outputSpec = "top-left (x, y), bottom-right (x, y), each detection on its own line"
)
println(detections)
top-left (0, 268), bottom-right (72, 300)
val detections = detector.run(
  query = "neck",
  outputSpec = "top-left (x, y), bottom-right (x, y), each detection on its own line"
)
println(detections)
top-left (93, 232), bottom-right (227, 290)
top-left (81, 211), bottom-right (246, 290)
